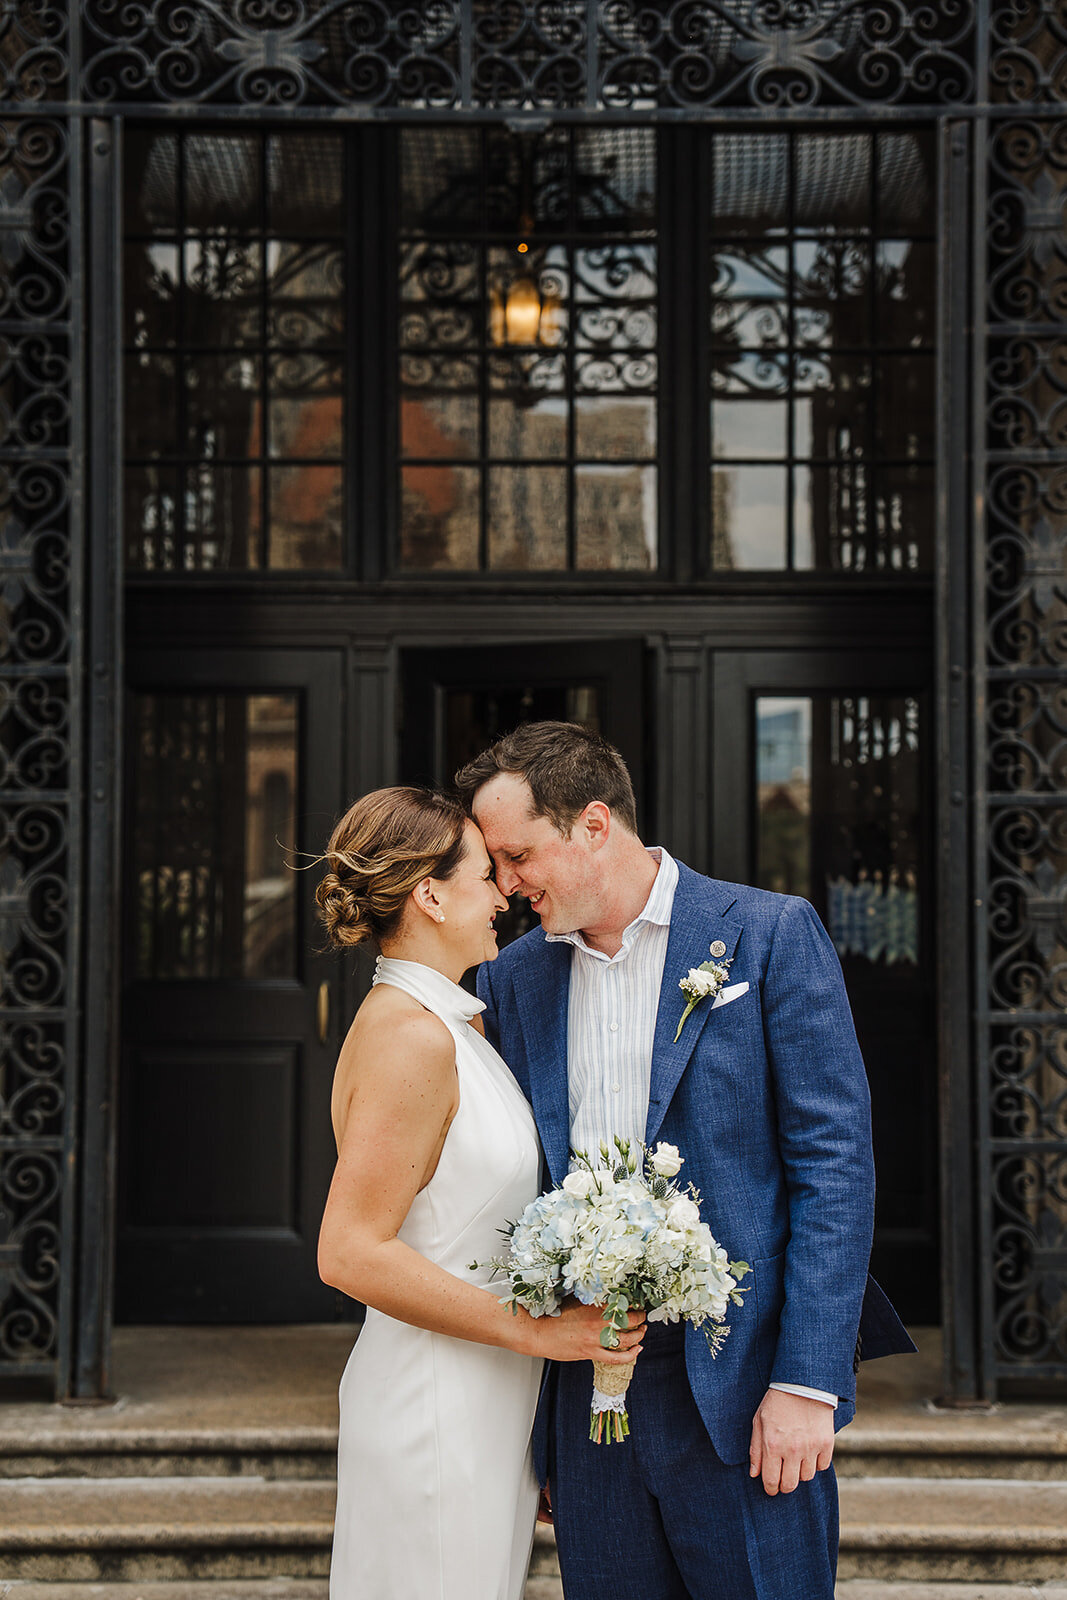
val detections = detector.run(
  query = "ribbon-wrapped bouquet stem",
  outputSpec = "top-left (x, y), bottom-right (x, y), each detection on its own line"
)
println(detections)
top-left (480, 1139), bottom-right (749, 1443)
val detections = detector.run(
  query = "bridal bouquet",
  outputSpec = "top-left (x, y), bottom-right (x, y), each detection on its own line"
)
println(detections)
top-left (482, 1139), bottom-right (749, 1443)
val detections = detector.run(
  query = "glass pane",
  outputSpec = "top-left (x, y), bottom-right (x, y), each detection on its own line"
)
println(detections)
top-left (267, 134), bottom-right (343, 235)
top-left (756, 697), bottom-right (812, 898)
top-left (794, 134), bottom-right (872, 232)
top-left (755, 692), bottom-right (922, 967)
top-left (575, 466), bottom-right (656, 570)
top-left (574, 128), bottom-right (657, 232)
top-left (877, 131), bottom-right (936, 233)
top-left (124, 132), bottom-right (178, 234)
top-left (268, 352), bottom-right (343, 459)
top-left (795, 355), bottom-right (872, 460)
top-left (874, 355), bottom-right (936, 460)
top-left (184, 465), bottom-right (262, 571)
top-left (875, 241), bottom-right (935, 348)
top-left (489, 354), bottom-right (567, 459)
top-left (574, 396), bottom-right (656, 460)
top-left (711, 465), bottom-right (787, 570)
top-left (184, 133), bottom-right (261, 232)
top-left (183, 239), bottom-right (262, 347)
top-left (131, 692), bottom-right (299, 980)
top-left (400, 129), bottom-right (482, 233)
top-left (265, 241), bottom-right (344, 345)
top-left (794, 238), bottom-right (871, 348)
top-left (126, 353), bottom-right (179, 458)
top-left (712, 400), bottom-right (788, 460)
top-left (125, 241), bottom-right (179, 348)
top-left (796, 463), bottom-right (872, 572)
top-left (711, 247), bottom-right (788, 348)
top-left (488, 467), bottom-right (567, 569)
top-left (185, 354), bottom-right (262, 458)
top-left (125, 465), bottom-right (179, 571)
top-left (400, 465), bottom-right (480, 569)
top-left (873, 465), bottom-right (934, 572)
top-left (401, 386), bottom-right (479, 460)
top-left (268, 465), bottom-right (342, 568)
top-left (711, 134), bottom-right (790, 235)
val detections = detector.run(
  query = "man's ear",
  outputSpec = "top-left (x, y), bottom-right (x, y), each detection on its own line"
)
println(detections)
top-left (581, 801), bottom-right (612, 850)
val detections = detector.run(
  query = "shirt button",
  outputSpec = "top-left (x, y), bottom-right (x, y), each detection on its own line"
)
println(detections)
top-left (609, 1021), bottom-right (619, 1032)
top-left (611, 1082), bottom-right (621, 1093)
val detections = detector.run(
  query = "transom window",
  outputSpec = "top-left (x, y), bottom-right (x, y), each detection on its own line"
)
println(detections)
top-left (122, 124), bottom-right (935, 580)
top-left (709, 130), bottom-right (935, 573)
top-left (397, 126), bottom-right (658, 573)
top-left (124, 129), bottom-right (345, 572)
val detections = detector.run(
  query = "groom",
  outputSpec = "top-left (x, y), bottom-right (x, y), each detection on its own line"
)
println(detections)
top-left (456, 720), bottom-right (914, 1600)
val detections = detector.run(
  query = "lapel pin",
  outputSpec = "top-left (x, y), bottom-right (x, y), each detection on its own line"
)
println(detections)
top-left (710, 940), bottom-right (726, 958)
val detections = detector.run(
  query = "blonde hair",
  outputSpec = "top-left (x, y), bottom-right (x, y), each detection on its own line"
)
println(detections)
top-left (315, 787), bottom-right (469, 950)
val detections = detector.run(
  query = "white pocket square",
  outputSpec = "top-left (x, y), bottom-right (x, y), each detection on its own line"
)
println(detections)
top-left (711, 980), bottom-right (750, 1009)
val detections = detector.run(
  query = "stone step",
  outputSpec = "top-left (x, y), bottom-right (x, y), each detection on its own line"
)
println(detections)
top-left (5, 1475), bottom-right (1067, 1586)
top-left (5, 1584), bottom-right (1067, 1600)
top-left (0, 1429), bottom-right (337, 1481)
top-left (5, 1422), bottom-right (1066, 1483)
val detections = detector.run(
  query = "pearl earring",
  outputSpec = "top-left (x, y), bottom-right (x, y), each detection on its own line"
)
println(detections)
top-left (438, 914), bottom-right (445, 924)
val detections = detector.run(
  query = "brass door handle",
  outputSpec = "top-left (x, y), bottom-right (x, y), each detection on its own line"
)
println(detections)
top-left (316, 980), bottom-right (330, 1045)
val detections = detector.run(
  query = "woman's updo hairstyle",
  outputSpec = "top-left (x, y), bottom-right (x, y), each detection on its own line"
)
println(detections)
top-left (315, 786), bottom-right (469, 950)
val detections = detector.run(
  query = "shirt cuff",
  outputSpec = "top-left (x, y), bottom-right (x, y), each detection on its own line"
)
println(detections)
top-left (768, 1381), bottom-right (838, 1409)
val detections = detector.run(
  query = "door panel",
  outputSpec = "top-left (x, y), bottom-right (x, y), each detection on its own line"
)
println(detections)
top-left (712, 650), bottom-right (937, 1323)
top-left (401, 640), bottom-right (647, 947)
top-left (117, 650), bottom-right (345, 1322)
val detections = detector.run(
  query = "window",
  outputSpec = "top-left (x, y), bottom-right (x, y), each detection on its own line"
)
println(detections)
top-left (397, 126), bottom-right (658, 573)
top-left (710, 130), bottom-right (935, 573)
top-left (124, 129), bottom-right (345, 572)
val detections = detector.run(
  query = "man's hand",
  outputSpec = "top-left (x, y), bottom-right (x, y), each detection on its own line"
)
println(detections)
top-left (749, 1388), bottom-right (834, 1496)
top-left (536, 1484), bottom-right (553, 1526)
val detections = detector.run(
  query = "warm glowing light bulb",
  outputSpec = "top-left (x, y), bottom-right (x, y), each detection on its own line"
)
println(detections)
top-left (505, 276), bottom-right (542, 344)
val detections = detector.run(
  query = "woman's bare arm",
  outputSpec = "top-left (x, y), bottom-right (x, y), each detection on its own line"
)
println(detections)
top-left (318, 1003), bottom-right (641, 1364)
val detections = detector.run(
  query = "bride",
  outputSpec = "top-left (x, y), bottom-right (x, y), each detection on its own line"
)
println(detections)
top-left (316, 786), bottom-right (644, 1600)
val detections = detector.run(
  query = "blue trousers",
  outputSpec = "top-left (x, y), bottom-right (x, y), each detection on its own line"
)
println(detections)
top-left (550, 1322), bottom-right (839, 1600)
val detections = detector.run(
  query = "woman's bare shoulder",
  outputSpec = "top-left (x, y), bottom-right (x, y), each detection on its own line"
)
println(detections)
top-left (336, 985), bottom-right (455, 1089)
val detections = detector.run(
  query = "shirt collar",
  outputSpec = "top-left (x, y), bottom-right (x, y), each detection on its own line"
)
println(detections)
top-left (545, 846), bottom-right (678, 956)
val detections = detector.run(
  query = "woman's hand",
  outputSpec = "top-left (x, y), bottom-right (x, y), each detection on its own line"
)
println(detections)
top-left (523, 1299), bottom-right (645, 1364)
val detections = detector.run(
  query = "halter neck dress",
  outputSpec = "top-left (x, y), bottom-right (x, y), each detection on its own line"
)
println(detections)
top-left (329, 956), bottom-right (544, 1600)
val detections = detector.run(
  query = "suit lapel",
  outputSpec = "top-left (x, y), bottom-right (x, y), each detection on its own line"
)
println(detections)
top-left (513, 934), bottom-right (572, 1188)
top-left (645, 863), bottom-right (744, 1150)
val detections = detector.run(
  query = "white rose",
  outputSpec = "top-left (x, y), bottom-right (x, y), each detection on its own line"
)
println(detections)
top-left (683, 967), bottom-right (717, 997)
top-left (562, 1170), bottom-right (595, 1200)
top-left (667, 1197), bottom-right (700, 1229)
top-left (651, 1142), bottom-right (684, 1178)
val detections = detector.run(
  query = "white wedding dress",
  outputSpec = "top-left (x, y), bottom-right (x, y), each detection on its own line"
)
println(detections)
top-left (330, 956), bottom-right (544, 1600)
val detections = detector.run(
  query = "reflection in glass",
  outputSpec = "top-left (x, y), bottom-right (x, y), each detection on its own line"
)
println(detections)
top-left (126, 466), bottom-right (179, 570)
top-left (876, 241), bottom-right (935, 348)
top-left (401, 391), bottom-right (479, 460)
top-left (574, 396), bottom-right (656, 460)
top-left (124, 131), bottom-right (178, 234)
top-left (488, 467), bottom-right (567, 569)
top-left (184, 465), bottom-right (262, 570)
top-left (877, 131), bottom-right (936, 231)
top-left (712, 400), bottom-right (788, 460)
top-left (125, 241), bottom-right (178, 347)
top-left (576, 467), bottom-right (656, 570)
top-left (127, 353), bottom-right (179, 458)
top-left (185, 355), bottom-right (262, 457)
top-left (268, 465), bottom-right (342, 568)
top-left (711, 134), bottom-right (790, 235)
top-left (873, 465), bottom-right (933, 571)
top-left (267, 134), bottom-right (343, 233)
top-left (184, 134), bottom-right (262, 231)
top-left (874, 356), bottom-right (935, 460)
top-left (793, 238), bottom-right (870, 347)
top-left (268, 354), bottom-right (343, 458)
top-left (794, 134), bottom-right (871, 231)
top-left (488, 360), bottom-right (568, 459)
top-left (711, 466), bottom-right (787, 569)
top-left (756, 693), bottom-right (921, 966)
top-left (131, 692), bottom-right (299, 980)
top-left (183, 239), bottom-right (262, 348)
top-left (400, 465), bottom-right (480, 569)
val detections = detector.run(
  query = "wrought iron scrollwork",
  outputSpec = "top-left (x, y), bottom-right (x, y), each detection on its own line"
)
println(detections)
top-left (0, 99), bottom-right (75, 1376)
top-left (984, 82), bottom-right (1067, 1372)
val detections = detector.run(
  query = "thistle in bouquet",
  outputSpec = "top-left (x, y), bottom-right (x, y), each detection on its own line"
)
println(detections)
top-left (481, 1137), bottom-right (750, 1444)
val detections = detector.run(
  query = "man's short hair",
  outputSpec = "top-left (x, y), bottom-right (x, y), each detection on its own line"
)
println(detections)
top-left (454, 720), bottom-right (638, 835)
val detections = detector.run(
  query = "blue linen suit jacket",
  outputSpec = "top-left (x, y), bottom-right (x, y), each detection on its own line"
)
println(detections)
top-left (477, 859), bottom-right (916, 1478)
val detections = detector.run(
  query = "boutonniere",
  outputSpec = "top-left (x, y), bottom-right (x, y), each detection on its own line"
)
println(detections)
top-left (673, 942), bottom-right (733, 1043)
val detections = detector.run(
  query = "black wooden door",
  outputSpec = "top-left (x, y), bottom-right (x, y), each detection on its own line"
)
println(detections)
top-left (711, 649), bottom-right (937, 1324)
top-left (400, 639), bottom-right (648, 945)
top-left (116, 649), bottom-right (345, 1322)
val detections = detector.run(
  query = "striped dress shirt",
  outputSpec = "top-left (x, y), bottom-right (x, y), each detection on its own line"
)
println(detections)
top-left (546, 845), bottom-right (837, 1410)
